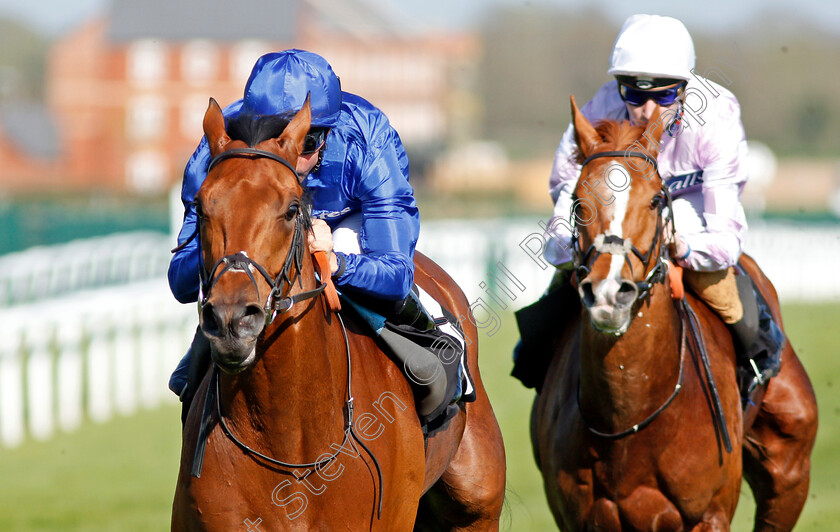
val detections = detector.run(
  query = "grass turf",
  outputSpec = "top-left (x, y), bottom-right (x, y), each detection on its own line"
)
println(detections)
top-left (0, 302), bottom-right (837, 530)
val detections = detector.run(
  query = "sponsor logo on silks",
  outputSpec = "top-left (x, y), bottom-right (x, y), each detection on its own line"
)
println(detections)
top-left (665, 170), bottom-right (704, 197)
top-left (313, 206), bottom-right (352, 219)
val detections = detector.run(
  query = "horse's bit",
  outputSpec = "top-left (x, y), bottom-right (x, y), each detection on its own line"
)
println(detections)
top-left (190, 147), bottom-right (387, 517)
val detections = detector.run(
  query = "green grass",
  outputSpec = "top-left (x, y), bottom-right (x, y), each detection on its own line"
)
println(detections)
top-left (0, 405), bottom-right (182, 531)
top-left (0, 303), bottom-right (837, 530)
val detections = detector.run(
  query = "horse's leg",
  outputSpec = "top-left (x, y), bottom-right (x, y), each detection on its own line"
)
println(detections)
top-left (742, 343), bottom-right (817, 531)
top-left (412, 252), bottom-right (506, 531)
top-left (415, 393), bottom-right (506, 531)
top-left (414, 364), bottom-right (506, 532)
top-left (736, 255), bottom-right (818, 531)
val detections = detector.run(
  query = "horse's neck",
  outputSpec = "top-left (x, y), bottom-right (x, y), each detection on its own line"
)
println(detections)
top-left (578, 289), bottom-right (682, 430)
top-left (220, 295), bottom-right (348, 453)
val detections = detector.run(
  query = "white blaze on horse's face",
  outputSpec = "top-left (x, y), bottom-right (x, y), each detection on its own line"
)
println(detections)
top-left (604, 163), bottom-right (630, 283)
top-left (580, 162), bottom-right (639, 335)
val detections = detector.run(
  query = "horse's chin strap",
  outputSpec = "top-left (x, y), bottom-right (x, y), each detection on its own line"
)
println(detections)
top-left (198, 216), bottom-right (340, 327)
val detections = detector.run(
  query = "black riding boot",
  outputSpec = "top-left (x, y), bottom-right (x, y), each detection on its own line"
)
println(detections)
top-left (729, 275), bottom-right (785, 407)
top-left (180, 327), bottom-right (212, 427)
top-left (388, 289), bottom-right (436, 331)
top-left (384, 289), bottom-right (464, 421)
top-left (512, 266), bottom-right (579, 391)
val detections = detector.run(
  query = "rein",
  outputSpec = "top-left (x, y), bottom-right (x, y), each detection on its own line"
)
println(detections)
top-left (214, 313), bottom-right (385, 518)
top-left (577, 299), bottom-right (686, 438)
top-left (573, 149), bottom-right (732, 451)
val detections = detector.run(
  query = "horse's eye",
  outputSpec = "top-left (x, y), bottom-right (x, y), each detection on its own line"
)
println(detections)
top-left (284, 203), bottom-right (300, 221)
top-left (650, 195), bottom-right (662, 210)
top-left (194, 203), bottom-right (204, 220)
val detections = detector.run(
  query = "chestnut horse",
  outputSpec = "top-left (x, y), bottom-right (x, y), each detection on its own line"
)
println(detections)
top-left (531, 97), bottom-right (817, 531)
top-left (171, 98), bottom-right (506, 530)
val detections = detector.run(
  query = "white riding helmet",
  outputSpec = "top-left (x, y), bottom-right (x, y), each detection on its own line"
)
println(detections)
top-left (608, 14), bottom-right (695, 81)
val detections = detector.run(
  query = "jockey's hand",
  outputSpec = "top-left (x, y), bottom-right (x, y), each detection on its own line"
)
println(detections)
top-left (308, 219), bottom-right (339, 274)
top-left (664, 223), bottom-right (690, 262)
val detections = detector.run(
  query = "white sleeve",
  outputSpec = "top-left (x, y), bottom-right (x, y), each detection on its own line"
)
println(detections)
top-left (544, 122), bottom-right (579, 266)
top-left (679, 92), bottom-right (749, 271)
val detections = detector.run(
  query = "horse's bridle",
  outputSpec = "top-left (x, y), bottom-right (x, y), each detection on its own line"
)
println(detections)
top-left (571, 150), bottom-right (733, 452)
top-left (198, 148), bottom-right (325, 326)
top-left (573, 150), bottom-right (674, 301)
top-left (187, 147), bottom-right (388, 516)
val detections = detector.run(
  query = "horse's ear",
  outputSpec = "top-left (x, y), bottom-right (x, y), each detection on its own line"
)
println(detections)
top-left (277, 93), bottom-right (312, 156)
top-left (571, 95), bottom-right (600, 158)
top-left (203, 98), bottom-right (231, 158)
top-left (639, 105), bottom-right (665, 158)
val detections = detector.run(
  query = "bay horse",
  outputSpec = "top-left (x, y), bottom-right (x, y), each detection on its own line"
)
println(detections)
top-left (171, 98), bottom-right (506, 530)
top-left (531, 97), bottom-right (817, 531)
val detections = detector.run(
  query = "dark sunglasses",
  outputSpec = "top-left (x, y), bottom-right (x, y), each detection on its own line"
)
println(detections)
top-left (302, 127), bottom-right (329, 154)
top-left (618, 82), bottom-right (686, 107)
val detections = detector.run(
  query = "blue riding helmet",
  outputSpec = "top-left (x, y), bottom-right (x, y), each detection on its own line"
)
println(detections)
top-left (241, 49), bottom-right (342, 128)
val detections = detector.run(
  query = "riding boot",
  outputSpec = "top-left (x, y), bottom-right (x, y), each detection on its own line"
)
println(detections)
top-left (389, 289), bottom-right (436, 331)
top-left (382, 289), bottom-right (468, 423)
top-left (171, 327), bottom-right (212, 427)
top-left (729, 275), bottom-right (785, 407)
top-left (512, 263), bottom-right (579, 391)
top-left (339, 286), bottom-right (469, 427)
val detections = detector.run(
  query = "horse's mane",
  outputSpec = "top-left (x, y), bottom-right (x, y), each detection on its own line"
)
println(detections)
top-left (226, 113), bottom-right (292, 147)
top-left (573, 119), bottom-right (645, 164)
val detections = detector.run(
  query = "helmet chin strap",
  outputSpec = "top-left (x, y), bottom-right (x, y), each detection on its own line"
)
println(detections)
top-left (311, 142), bottom-right (327, 174)
top-left (667, 103), bottom-right (686, 137)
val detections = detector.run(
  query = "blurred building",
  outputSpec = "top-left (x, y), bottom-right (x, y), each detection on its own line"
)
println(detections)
top-left (1, 0), bottom-right (476, 193)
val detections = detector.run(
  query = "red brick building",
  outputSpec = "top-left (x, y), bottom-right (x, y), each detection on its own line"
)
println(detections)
top-left (2, 0), bottom-right (477, 193)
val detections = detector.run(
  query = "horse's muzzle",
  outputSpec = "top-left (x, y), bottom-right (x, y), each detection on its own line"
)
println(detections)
top-left (578, 277), bottom-right (638, 335)
top-left (199, 301), bottom-right (265, 372)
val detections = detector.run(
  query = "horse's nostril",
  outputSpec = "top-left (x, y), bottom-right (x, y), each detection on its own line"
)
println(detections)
top-left (579, 281), bottom-right (596, 308)
top-left (243, 304), bottom-right (263, 318)
top-left (616, 281), bottom-right (639, 307)
top-left (234, 305), bottom-right (265, 337)
top-left (201, 303), bottom-right (222, 337)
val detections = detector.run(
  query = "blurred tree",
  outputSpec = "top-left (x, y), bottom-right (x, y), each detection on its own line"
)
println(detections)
top-left (0, 17), bottom-right (48, 101)
top-left (476, 7), bottom-right (840, 159)
top-left (694, 13), bottom-right (840, 157)
top-left (476, 6), bottom-right (617, 159)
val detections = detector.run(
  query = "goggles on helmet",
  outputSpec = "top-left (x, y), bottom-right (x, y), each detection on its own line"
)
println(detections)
top-left (302, 127), bottom-right (329, 154)
top-left (618, 81), bottom-right (686, 107)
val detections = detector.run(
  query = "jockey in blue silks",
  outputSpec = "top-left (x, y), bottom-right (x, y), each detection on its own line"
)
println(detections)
top-left (169, 49), bottom-right (419, 393)
top-left (169, 49), bottom-right (418, 307)
top-left (168, 50), bottom-right (468, 426)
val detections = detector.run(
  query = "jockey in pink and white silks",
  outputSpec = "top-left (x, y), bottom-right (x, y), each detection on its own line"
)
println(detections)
top-left (538, 14), bottom-right (783, 404)
top-left (545, 16), bottom-right (747, 271)
top-left (545, 77), bottom-right (749, 270)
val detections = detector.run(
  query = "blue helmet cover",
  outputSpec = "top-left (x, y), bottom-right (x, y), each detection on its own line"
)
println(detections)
top-left (241, 49), bottom-right (342, 128)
